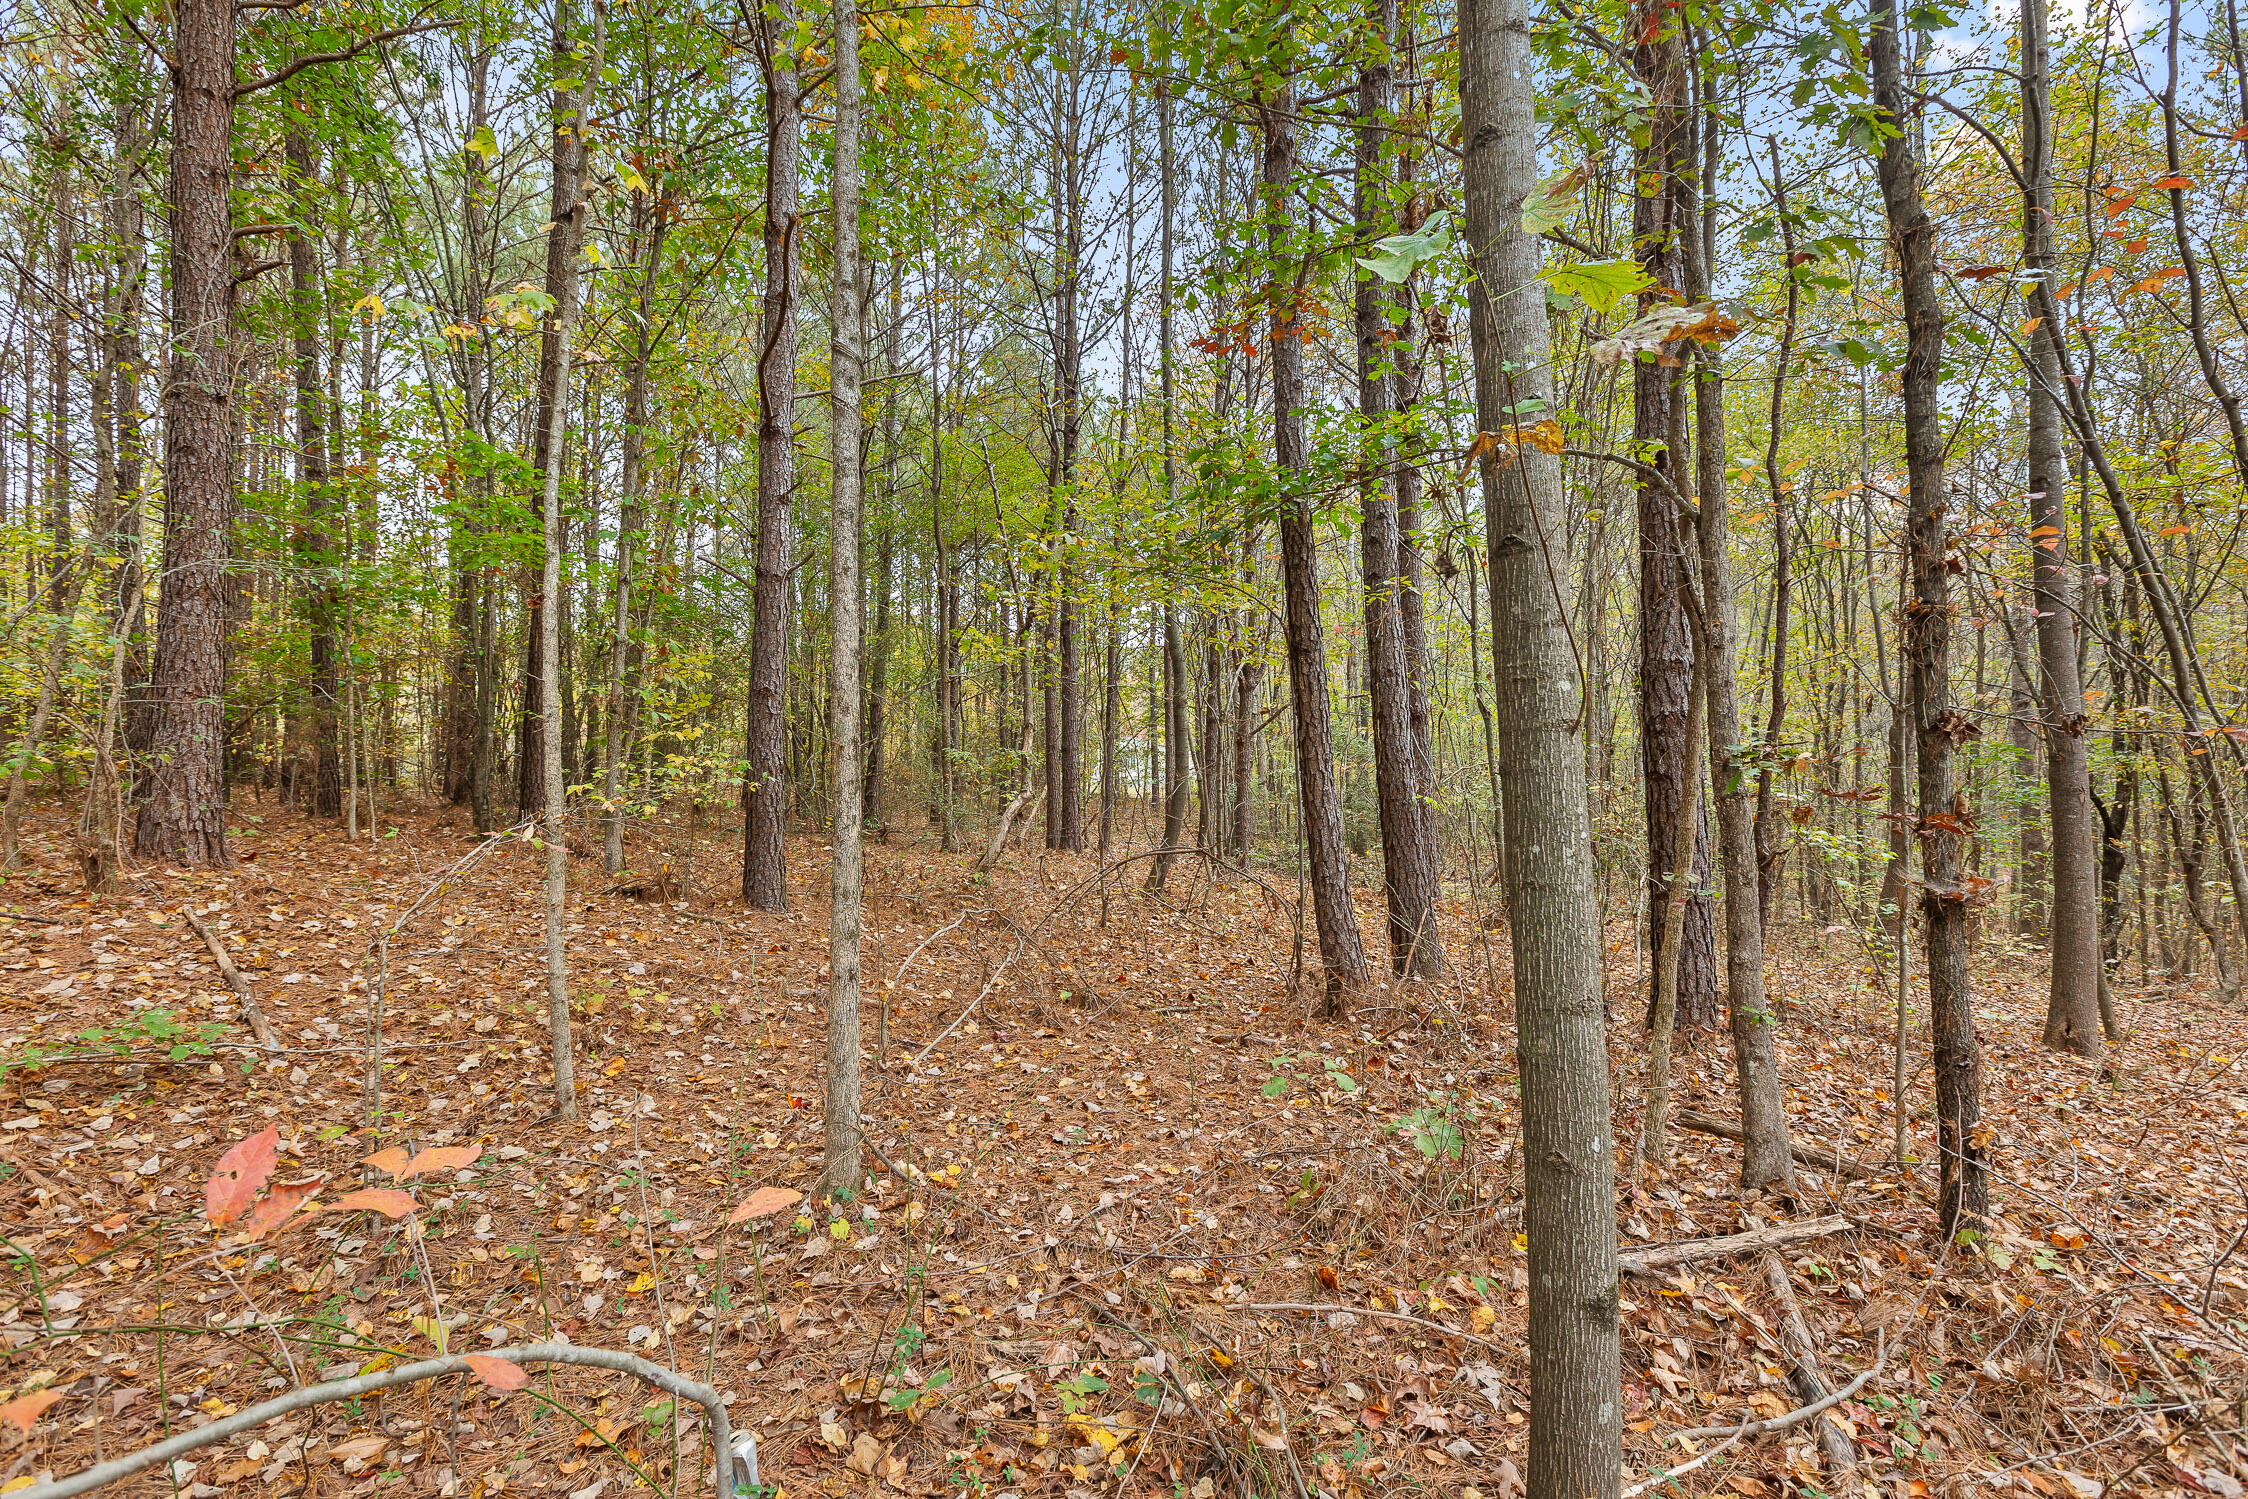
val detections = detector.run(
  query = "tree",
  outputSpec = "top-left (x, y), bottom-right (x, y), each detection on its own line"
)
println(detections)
top-left (135, 0), bottom-right (237, 867)
top-left (822, 0), bottom-right (867, 1200)
top-left (1263, 77), bottom-right (1371, 1013)
top-left (1461, 0), bottom-right (1620, 1488)
top-left (1872, 0), bottom-right (1986, 1237)
top-left (743, 0), bottom-right (802, 911)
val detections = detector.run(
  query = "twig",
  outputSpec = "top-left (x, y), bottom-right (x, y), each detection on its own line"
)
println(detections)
top-left (905, 934), bottom-right (1023, 1071)
top-left (15, 1343), bottom-right (742, 1499)
top-left (1622, 1333), bottom-right (1885, 1497)
top-left (1677, 1113), bottom-right (1881, 1180)
top-left (1619, 1215), bottom-right (1851, 1278)
top-left (181, 911), bottom-right (281, 1050)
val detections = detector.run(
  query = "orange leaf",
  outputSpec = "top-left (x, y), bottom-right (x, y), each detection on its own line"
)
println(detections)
top-left (239, 1175), bottom-right (326, 1242)
top-left (399, 1144), bottom-right (484, 1179)
top-left (2151, 174), bottom-right (2193, 191)
top-left (361, 1146), bottom-right (413, 1175)
top-left (0, 1389), bottom-right (63, 1432)
top-left (328, 1187), bottom-right (417, 1218)
top-left (728, 1186), bottom-right (804, 1224)
top-left (206, 1127), bottom-right (280, 1228)
top-left (462, 1355), bottom-right (530, 1392)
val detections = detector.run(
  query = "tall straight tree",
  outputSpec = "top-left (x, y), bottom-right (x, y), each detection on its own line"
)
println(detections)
top-left (1631, 0), bottom-right (1719, 1030)
top-left (1462, 0), bottom-right (1621, 1489)
top-left (518, 0), bottom-right (599, 819)
top-left (2021, 0), bottom-right (2101, 1057)
top-left (1262, 78), bottom-right (1370, 1012)
top-left (1356, 0), bottom-right (1442, 978)
top-left (287, 127), bottom-right (342, 818)
top-left (136, 0), bottom-right (235, 866)
top-left (537, 0), bottom-right (602, 1122)
top-left (822, 0), bottom-right (866, 1199)
top-left (743, 1), bottom-right (801, 910)
top-left (1872, 0), bottom-right (1986, 1235)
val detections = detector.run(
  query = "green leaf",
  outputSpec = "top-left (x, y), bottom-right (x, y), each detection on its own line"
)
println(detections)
top-left (466, 124), bottom-right (499, 162)
top-left (1260, 1077), bottom-right (1289, 1098)
top-left (1355, 212), bottom-right (1453, 284)
top-left (1540, 258), bottom-right (1652, 313)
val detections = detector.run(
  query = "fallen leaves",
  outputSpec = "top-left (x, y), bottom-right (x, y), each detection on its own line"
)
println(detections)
top-left (204, 1127), bottom-right (279, 1227)
top-left (461, 1355), bottom-right (530, 1392)
top-left (0, 1388), bottom-right (63, 1432)
top-left (727, 1185), bottom-right (801, 1224)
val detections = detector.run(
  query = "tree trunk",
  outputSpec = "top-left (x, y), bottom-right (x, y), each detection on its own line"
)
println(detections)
top-left (743, 15), bottom-right (799, 910)
top-left (1682, 89), bottom-right (1795, 1194)
top-left (1264, 83), bottom-right (1370, 1012)
top-left (1357, 0), bottom-right (1442, 978)
top-left (288, 129), bottom-right (343, 818)
top-left (539, 0), bottom-right (601, 1122)
top-left (135, 0), bottom-right (236, 867)
top-left (605, 183), bottom-right (666, 876)
top-left (1632, 0), bottom-right (1719, 1033)
top-left (1873, 0), bottom-right (1987, 1236)
top-left (822, 0), bottom-right (865, 1199)
top-left (1462, 0), bottom-right (1621, 1480)
top-left (2023, 0), bottom-right (2102, 1059)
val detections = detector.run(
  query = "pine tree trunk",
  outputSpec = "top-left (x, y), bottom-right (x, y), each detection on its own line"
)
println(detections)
top-left (1462, 0), bottom-right (1621, 1481)
top-left (288, 129), bottom-right (343, 818)
top-left (135, 0), bottom-right (236, 867)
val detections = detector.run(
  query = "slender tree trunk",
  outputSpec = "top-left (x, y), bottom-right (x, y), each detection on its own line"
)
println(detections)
top-left (135, 0), bottom-right (235, 867)
top-left (2022, 0), bottom-right (2101, 1058)
top-left (519, 1), bottom-right (597, 821)
top-left (1873, 0), bottom-right (1986, 1235)
top-left (1357, 0), bottom-right (1442, 978)
top-left (1681, 80), bottom-right (1795, 1193)
top-left (865, 269), bottom-right (902, 837)
top-left (538, 0), bottom-right (601, 1122)
top-left (605, 187), bottom-right (666, 876)
top-left (1632, 0), bottom-right (1719, 1032)
top-left (288, 129), bottom-right (343, 818)
top-left (1751, 139), bottom-right (1798, 923)
top-left (1264, 82), bottom-right (1370, 1011)
top-left (1637, 650), bottom-right (1704, 1174)
top-left (1463, 0), bottom-right (1621, 1481)
top-left (743, 16), bottom-right (800, 909)
top-left (822, 0), bottom-right (865, 1198)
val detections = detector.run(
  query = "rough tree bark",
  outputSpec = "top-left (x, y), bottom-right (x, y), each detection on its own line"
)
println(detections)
top-left (1873, 0), bottom-right (1987, 1235)
top-left (743, 10), bottom-right (800, 910)
top-left (288, 128), bottom-right (342, 818)
top-left (1263, 82), bottom-right (1371, 1013)
top-left (135, 0), bottom-right (235, 867)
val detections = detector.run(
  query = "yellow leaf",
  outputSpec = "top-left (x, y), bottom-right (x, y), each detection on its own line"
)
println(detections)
top-left (628, 1272), bottom-right (655, 1293)
top-left (830, 1219), bottom-right (851, 1241)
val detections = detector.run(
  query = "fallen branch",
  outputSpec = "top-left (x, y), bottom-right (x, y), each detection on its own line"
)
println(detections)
top-left (1762, 1248), bottom-right (1857, 1475)
top-left (1619, 1214), bottom-right (1850, 1278)
top-left (1246, 1303), bottom-right (1520, 1365)
top-left (182, 911), bottom-right (281, 1051)
top-left (1677, 1112), bottom-right (1879, 1180)
top-left (1622, 1332), bottom-right (1884, 1498)
top-left (16, 1343), bottom-right (743, 1499)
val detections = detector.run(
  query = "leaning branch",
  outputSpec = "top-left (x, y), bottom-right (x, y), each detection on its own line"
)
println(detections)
top-left (1677, 1112), bottom-right (1880, 1180)
top-left (234, 19), bottom-right (461, 98)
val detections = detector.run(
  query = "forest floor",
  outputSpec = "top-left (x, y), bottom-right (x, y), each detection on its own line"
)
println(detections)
top-left (1, 794), bottom-right (2245, 1499)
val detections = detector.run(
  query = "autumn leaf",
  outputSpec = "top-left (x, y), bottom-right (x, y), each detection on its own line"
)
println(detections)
top-left (462, 1355), bottom-right (530, 1392)
top-left (206, 1127), bottom-right (280, 1228)
top-left (398, 1144), bottom-right (483, 1179)
top-left (0, 1389), bottom-right (63, 1432)
top-left (728, 1186), bottom-right (803, 1224)
top-left (360, 1146), bottom-right (413, 1175)
top-left (238, 1175), bottom-right (326, 1242)
top-left (2151, 175), bottom-right (2193, 191)
top-left (328, 1187), bottom-right (417, 1218)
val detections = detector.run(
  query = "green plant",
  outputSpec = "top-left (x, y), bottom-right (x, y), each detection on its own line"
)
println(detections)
top-left (3, 1008), bottom-right (231, 1071)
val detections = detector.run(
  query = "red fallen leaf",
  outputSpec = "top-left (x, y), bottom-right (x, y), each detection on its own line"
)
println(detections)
top-left (398, 1144), bottom-right (484, 1179)
top-left (239, 1174), bottom-right (326, 1242)
top-left (0, 1388), bottom-right (64, 1432)
top-left (728, 1186), bottom-right (803, 1225)
top-left (328, 1187), bottom-right (417, 1218)
top-left (461, 1355), bottom-right (529, 1392)
top-left (206, 1127), bottom-right (280, 1227)
top-left (361, 1146), bottom-right (413, 1175)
